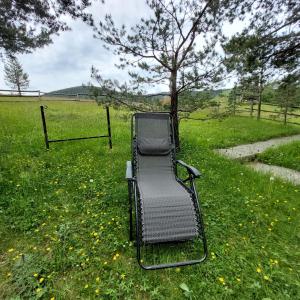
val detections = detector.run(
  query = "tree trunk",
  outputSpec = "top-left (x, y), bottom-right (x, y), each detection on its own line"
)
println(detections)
top-left (257, 71), bottom-right (263, 120)
top-left (170, 71), bottom-right (179, 149)
top-left (17, 82), bottom-right (21, 96)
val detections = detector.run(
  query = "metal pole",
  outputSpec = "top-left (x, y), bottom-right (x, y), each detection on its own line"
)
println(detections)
top-left (106, 106), bottom-right (112, 149)
top-left (40, 106), bottom-right (49, 150)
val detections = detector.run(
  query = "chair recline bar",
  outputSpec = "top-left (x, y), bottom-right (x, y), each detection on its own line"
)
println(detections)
top-left (126, 112), bottom-right (207, 270)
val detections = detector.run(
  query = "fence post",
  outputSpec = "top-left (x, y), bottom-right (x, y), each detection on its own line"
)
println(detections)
top-left (106, 106), bottom-right (112, 149)
top-left (40, 106), bottom-right (50, 149)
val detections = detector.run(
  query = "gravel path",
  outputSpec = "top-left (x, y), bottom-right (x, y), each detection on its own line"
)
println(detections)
top-left (216, 134), bottom-right (300, 160)
top-left (247, 162), bottom-right (300, 185)
top-left (216, 134), bottom-right (300, 185)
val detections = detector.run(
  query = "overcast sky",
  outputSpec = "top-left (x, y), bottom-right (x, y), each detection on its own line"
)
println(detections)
top-left (0, 0), bottom-right (243, 93)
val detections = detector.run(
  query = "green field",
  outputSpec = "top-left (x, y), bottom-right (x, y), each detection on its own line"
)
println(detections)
top-left (258, 141), bottom-right (300, 172)
top-left (1, 100), bottom-right (300, 299)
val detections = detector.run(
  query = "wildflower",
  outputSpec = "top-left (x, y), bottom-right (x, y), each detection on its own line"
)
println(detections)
top-left (8, 248), bottom-right (14, 253)
top-left (175, 268), bottom-right (181, 273)
top-left (39, 277), bottom-right (44, 283)
top-left (46, 247), bottom-right (51, 251)
top-left (6, 272), bottom-right (12, 277)
top-left (236, 278), bottom-right (241, 282)
top-left (103, 261), bottom-right (108, 265)
top-left (95, 288), bottom-right (100, 295)
top-left (211, 252), bottom-right (216, 259)
top-left (89, 179), bottom-right (94, 183)
top-left (256, 267), bottom-right (262, 273)
top-left (36, 288), bottom-right (42, 293)
top-left (33, 273), bottom-right (38, 278)
top-left (263, 275), bottom-right (270, 281)
top-left (84, 284), bottom-right (89, 289)
top-left (218, 277), bottom-right (225, 285)
top-left (50, 297), bottom-right (55, 300)
top-left (96, 277), bottom-right (100, 283)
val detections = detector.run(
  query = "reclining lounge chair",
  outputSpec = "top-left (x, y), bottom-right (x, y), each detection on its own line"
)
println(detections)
top-left (126, 112), bottom-right (207, 270)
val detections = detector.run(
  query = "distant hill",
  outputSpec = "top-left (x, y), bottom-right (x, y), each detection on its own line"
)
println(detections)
top-left (45, 85), bottom-right (101, 99)
top-left (45, 85), bottom-right (230, 100)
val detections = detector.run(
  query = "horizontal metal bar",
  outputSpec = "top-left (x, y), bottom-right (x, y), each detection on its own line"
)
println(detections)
top-left (48, 135), bottom-right (109, 143)
top-left (140, 256), bottom-right (207, 270)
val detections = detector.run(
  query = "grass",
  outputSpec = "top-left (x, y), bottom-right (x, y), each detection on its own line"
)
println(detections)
top-left (257, 141), bottom-right (300, 172)
top-left (1, 100), bottom-right (300, 299)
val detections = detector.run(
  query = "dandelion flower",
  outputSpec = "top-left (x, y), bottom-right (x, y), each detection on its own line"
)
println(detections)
top-left (96, 277), bottom-right (100, 282)
top-left (36, 288), bottom-right (42, 293)
top-left (175, 267), bottom-right (181, 273)
top-left (39, 277), bottom-right (44, 283)
top-left (218, 277), bottom-right (225, 285)
top-left (256, 267), bottom-right (262, 273)
top-left (33, 273), bottom-right (38, 278)
top-left (84, 284), bottom-right (89, 289)
top-left (8, 248), bottom-right (14, 253)
top-left (50, 297), bottom-right (55, 300)
top-left (263, 275), bottom-right (270, 281)
top-left (95, 288), bottom-right (100, 295)
top-left (236, 278), bottom-right (241, 282)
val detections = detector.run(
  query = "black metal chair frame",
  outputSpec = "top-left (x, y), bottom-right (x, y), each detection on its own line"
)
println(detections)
top-left (126, 112), bottom-right (208, 270)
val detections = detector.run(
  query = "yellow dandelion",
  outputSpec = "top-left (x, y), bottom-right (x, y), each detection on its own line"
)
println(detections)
top-left (236, 278), bottom-right (241, 282)
top-left (263, 275), bottom-right (270, 281)
top-left (39, 277), bottom-right (44, 283)
top-left (84, 284), bottom-right (89, 289)
top-left (8, 248), bottom-right (14, 253)
top-left (46, 247), bottom-right (51, 251)
top-left (104, 261), bottom-right (108, 265)
top-left (96, 277), bottom-right (100, 282)
top-left (50, 297), bottom-right (55, 300)
top-left (36, 288), bottom-right (42, 293)
top-left (33, 273), bottom-right (38, 278)
top-left (95, 288), bottom-right (100, 295)
top-left (256, 267), bottom-right (262, 273)
top-left (175, 267), bottom-right (181, 273)
top-left (218, 277), bottom-right (225, 285)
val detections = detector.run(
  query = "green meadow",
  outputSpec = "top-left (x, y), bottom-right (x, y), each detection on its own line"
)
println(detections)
top-left (0, 99), bottom-right (300, 299)
top-left (258, 141), bottom-right (300, 172)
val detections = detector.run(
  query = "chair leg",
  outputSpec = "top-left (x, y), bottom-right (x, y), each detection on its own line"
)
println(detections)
top-left (128, 181), bottom-right (133, 241)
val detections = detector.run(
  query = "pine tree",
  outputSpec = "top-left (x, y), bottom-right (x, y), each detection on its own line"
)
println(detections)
top-left (4, 56), bottom-right (30, 95)
top-left (92, 0), bottom-right (242, 148)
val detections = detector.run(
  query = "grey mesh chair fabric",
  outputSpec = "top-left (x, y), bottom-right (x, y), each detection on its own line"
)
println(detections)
top-left (126, 112), bottom-right (207, 269)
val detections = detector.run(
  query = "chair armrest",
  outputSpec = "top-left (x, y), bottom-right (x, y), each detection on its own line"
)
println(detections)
top-left (126, 161), bottom-right (134, 180)
top-left (176, 160), bottom-right (201, 178)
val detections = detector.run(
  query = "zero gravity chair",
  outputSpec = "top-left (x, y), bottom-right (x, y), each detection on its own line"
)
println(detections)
top-left (126, 112), bottom-right (207, 270)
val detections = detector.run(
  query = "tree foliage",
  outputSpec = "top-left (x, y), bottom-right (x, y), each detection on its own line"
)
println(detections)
top-left (92, 0), bottom-right (244, 147)
top-left (4, 56), bottom-right (30, 95)
top-left (0, 0), bottom-right (97, 55)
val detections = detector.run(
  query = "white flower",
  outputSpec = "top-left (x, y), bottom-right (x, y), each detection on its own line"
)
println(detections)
top-left (89, 179), bottom-right (94, 183)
